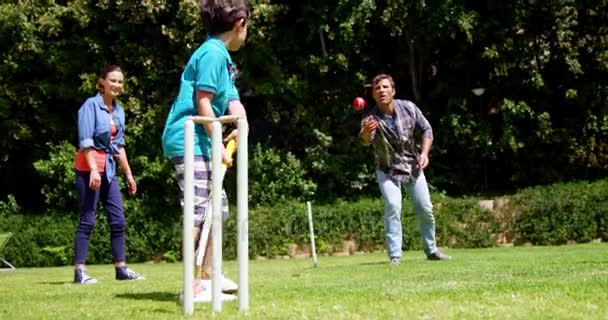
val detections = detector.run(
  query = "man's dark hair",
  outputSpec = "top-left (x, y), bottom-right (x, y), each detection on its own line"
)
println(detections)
top-left (372, 74), bottom-right (395, 90)
top-left (200, 0), bottom-right (250, 35)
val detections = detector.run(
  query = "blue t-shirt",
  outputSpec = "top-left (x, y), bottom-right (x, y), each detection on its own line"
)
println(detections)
top-left (161, 36), bottom-right (240, 159)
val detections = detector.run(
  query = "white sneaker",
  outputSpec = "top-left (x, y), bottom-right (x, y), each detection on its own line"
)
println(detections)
top-left (221, 275), bottom-right (238, 294)
top-left (194, 288), bottom-right (237, 303)
top-left (179, 285), bottom-right (237, 304)
top-left (199, 276), bottom-right (238, 294)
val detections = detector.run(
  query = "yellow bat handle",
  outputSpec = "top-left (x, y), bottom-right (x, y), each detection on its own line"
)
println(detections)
top-left (222, 139), bottom-right (237, 171)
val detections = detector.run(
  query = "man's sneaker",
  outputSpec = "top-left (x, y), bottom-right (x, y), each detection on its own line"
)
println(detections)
top-left (115, 266), bottom-right (145, 281)
top-left (74, 268), bottom-right (97, 285)
top-left (427, 250), bottom-right (451, 261)
top-left (389, 256), bottom-right (401, 265)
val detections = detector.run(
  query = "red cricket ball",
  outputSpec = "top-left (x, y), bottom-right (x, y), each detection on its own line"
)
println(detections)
top-left (352, 97), bottom-right (366, 111)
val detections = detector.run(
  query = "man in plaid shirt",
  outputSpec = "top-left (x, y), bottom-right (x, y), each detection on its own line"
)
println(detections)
top-left (359, 73), bottom-right (451, 265)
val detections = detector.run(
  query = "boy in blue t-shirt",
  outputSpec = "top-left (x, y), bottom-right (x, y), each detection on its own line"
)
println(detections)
top-left (161, 0), bottom-right (250, 303)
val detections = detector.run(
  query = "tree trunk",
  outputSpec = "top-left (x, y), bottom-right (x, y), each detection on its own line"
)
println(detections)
top-left (405, 30), bottom-right (422, 103)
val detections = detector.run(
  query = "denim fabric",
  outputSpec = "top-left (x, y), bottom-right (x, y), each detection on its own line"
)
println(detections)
top-left (74, 171), bottom-right (126, 264)
top-left (77, 93), bottom-right (125, 182)
top-left (376, 169), bottom-right (437, 258)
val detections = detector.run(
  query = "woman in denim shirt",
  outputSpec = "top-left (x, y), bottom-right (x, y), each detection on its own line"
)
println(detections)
top-left (73, 65), bottom-right (143, 284)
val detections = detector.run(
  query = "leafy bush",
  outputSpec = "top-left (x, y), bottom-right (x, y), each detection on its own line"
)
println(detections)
top-left (434, 193), bottom-right (500, 248)
top-left (0, 194), bottom-right (19, 218)
top-left (3, 178), bottom-right (608, 267)
top-left (510, 179), bottom-right (608, 245)
top-left (222, 194), bottom-right (497, 259)
top-left (0, 210), bottom-right (76, 267)
top-left (239, 143), bottom-right (317, 207)
top-left (0, 193), bottom-right (183, 267)
top-left (33, 140), bottom-right (78, 212)
top-left (0, 192), bottom-right (493, 266)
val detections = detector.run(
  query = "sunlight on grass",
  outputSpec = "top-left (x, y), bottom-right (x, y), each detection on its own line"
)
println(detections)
top-left (1, 244), bottom-right (607, 319)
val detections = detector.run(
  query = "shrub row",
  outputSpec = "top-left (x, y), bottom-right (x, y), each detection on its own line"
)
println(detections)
top-left (1, 178), bottom-right (607, 267)
top-left (508, 179), bottom-right (608, 245)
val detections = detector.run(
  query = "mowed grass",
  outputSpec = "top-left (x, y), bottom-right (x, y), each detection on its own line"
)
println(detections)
top-left (1, 244), bottom-right (607, 320)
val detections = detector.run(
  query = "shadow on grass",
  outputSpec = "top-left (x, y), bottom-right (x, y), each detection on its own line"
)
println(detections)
top-left (38, 281), bottom-right (73, 285)
top-left (115, 291), bottom-right (177, 302)
top-left (356, 261), bottom-right (388, 266)
top-left (302, 260), bottom-right (389, 271)
top-left (136, 307), bottom-right (174, 314)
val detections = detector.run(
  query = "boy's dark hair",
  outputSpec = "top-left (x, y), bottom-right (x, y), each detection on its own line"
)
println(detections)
top-left (199, 0), bottom-right (250, 35)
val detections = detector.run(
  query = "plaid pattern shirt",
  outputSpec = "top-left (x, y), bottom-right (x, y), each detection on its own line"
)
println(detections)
top-left (363, 99), bottom-right (433, 183)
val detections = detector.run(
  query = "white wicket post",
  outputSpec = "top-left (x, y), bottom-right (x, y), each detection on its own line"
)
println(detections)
top-left (182, 115), bottom-right (249, 315)
top-left (210, 121), bottom-right (223, 312)
top-left (237, 117), bottom-right (249, 311)
top-left (306, 201), bottom-right (318, 268)
top-left (183, 120), bottom-right (195, 315)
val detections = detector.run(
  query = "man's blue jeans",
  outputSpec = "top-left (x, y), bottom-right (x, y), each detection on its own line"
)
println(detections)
top-left (376, 170), bottom-right (437, 258)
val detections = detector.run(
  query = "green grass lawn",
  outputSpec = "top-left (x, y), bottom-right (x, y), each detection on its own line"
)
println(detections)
top-left (1, 244), bottom-right (607, 319)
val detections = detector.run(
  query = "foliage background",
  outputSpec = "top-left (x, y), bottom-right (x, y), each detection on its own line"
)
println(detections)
top-left (0, 0), bottom-right (607, 264)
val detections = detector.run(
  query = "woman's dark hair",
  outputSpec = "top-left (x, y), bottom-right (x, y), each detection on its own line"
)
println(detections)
top-left (199, 0), bottom-right (250, 35)
top-left (96, 65), bottom-right (122, 93)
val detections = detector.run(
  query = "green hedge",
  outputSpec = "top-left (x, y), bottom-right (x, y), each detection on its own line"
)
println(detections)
top-left (0, 193), bottom-right (495, 267)
top-left (222, 195), bottom-right (499, 260)
top-left (2, 178), bottom-right (608, 267)
top-left (509, 179), bottom-right (608, 245)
